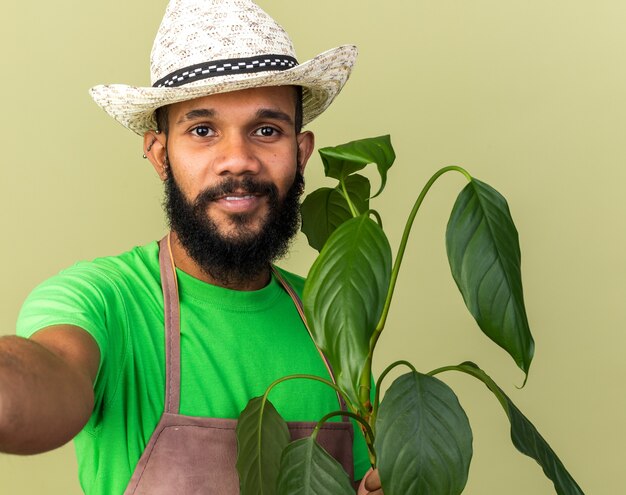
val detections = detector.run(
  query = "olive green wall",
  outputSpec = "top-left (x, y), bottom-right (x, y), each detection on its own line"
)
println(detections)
top-left (2, 1), bottom-right (623, 493)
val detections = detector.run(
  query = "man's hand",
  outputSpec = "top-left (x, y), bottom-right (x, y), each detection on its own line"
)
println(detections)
top-left (357, 468), bottom-right (383, 495)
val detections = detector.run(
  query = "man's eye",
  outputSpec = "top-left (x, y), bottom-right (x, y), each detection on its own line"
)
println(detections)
top-left (255, 126), bottom-right (279, 137)
top-left (191, 125), bottom-right (213, 137)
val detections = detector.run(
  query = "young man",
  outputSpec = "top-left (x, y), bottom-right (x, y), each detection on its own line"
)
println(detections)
top-left (0, 0), bottom-right (383, 493)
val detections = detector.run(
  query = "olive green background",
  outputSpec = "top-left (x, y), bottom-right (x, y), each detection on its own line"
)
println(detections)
top-left (1, 1), bottom-right (623, 493)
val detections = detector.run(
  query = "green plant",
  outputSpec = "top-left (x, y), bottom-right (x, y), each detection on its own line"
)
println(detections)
top-left (236, 135), bottom-right (584, 494)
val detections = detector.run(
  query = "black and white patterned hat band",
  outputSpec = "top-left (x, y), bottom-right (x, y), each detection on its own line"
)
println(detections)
top-left (154, 55), bottom-right (299, 88)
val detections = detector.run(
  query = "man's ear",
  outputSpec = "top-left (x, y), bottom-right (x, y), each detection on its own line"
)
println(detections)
top-left (143, 131), bottom-right (168, 181)
top-left (296, 130), bottom-right (315, 173)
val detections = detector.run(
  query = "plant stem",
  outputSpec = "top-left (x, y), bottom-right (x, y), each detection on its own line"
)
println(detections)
top-left (357, 355), bottom-right (374, 422)
top-left (312, 410), bottom-right (378, 467)
top-left (369, 209), bottom-right (384, 229)
top-left (428, 365), bottom-right (463, 377)
top-left (370, 360), bottom-right (417, 434)
top-left (372, 166), bottom-right (473, 343)
top-left (428, 363), bottom-right (509, 411)
top-left (263, 374), bottom-right (354, 412)
top-left (341, 178), bottom-right (359, 217)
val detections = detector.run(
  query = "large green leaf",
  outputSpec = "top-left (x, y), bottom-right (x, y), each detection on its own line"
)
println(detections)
top-left (303, 214), bottom-right (392, 409)
top-left (453, 362), bottom-right (585, 495)
top-left (236, 397), bottom-right (290, 495)
top-left (276, 437), bottom-right (354, 495)
top-left (301, 174), bottom-right (371, 252)
top-left (375, 371), bottom-right (473, 495)
top-left (319, 135), bottom-right (395, 197)
top-left (446, 178), bottom-right (534, 376)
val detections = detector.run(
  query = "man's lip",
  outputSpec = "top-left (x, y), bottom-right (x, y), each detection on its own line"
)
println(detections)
top-left (223, 195), bottom-right (256, 202)
top-left (213, 191), bottom-right (263, 201)
top-left (211, 192), bottom-right (266, 213)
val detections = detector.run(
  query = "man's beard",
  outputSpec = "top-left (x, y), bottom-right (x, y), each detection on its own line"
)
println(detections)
top-left (164, 164), bottom-right (304, 287)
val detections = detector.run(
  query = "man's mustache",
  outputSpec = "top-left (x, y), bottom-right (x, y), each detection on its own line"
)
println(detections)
top-left (193, 177), bottom-right (278, 209)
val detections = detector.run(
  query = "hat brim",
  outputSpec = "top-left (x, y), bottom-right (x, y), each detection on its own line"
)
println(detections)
top-left (90, 45), bottom-right (357, 136)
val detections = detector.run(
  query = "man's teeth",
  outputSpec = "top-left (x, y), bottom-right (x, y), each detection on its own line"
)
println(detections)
top-left (225, 195), bottom-right (254, 201)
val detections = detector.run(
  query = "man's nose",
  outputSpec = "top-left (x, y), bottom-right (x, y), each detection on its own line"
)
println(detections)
top-left (212, 133), bottom-right (261, 176)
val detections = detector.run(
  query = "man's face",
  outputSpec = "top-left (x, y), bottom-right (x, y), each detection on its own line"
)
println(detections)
top-left (164, 86), bottom-right (310, 239)
top-left (151, 86), bottom-right (314, 285)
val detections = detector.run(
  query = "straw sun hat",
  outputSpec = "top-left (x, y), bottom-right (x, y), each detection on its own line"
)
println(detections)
top-left (90, 0), bottom-right (358, 136)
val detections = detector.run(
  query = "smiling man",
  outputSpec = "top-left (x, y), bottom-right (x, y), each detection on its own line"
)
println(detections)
top-left (0, 0), bottom-right (383, 494)
top-left (155, 87), bottom-right (313, 291)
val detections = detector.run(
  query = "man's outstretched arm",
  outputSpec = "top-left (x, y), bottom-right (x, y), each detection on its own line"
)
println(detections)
top-left (0, 325), bottom-right (99, 454)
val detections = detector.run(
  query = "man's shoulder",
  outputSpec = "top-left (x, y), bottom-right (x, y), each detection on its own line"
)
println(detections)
top-left (61, 241), bottom-right (159, 281)
top-left (17, 241), bottom-right (161, 339)
top-left (30, 241), bottom-right (161, 300)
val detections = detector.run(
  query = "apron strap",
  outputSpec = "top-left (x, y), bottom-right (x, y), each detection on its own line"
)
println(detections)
top-left (158, 235), bottom-right (181, 414)
top-left (157, 234), bottom-right (349, 417)
top-left (271, 266), bottom-right (350, 416)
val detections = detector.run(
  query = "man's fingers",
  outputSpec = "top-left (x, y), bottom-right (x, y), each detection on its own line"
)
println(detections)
top-left (364, 468), bottom-right (382, 491)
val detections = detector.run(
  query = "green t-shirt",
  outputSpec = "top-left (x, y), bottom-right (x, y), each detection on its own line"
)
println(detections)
top-left (17, 242), bottom-right (370, 494)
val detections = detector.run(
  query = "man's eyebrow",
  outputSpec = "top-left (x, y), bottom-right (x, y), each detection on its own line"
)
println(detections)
top-left (176, 108), bottom-right (215, 125)
top-left (256, 108), bottom-right (294, 126)
top-left (174, 108), bottom-right (294, 126)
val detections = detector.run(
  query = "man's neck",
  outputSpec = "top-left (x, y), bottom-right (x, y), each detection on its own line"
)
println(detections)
top-left (167, 231), bottom-right (271, 291)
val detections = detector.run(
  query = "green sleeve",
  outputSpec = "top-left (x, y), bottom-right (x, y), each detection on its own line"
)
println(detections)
top-left (16, 262), bottom-right (124, 411)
